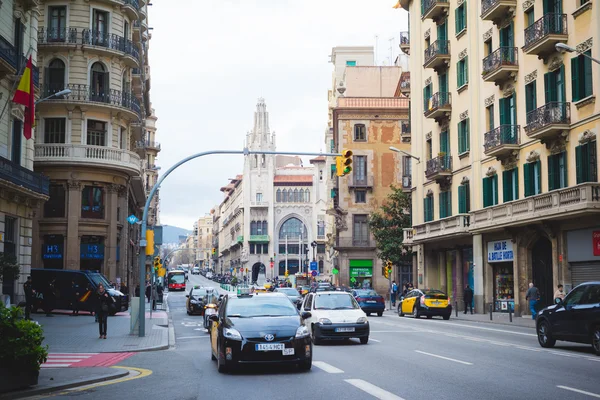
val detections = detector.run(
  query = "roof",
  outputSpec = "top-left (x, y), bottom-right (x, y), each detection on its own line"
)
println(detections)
top-left (273, 175), bottom-right (313, 184)
top-left (310, 156), bottom-right (326, 163)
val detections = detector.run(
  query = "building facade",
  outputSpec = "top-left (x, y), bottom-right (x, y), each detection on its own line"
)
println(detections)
top-left (215, 99), bottom-right (329, 283)
top-left (31, 0), bottom-right (158, 292)
top-left (0, 0), bottom-right (50, 304)
top-left (191, 215), bottom-right (213, 267)
top-left (401, 0), bottom-right (600, 315)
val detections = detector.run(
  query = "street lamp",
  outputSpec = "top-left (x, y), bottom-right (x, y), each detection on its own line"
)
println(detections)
top-left (555, 43), bottom-right (600, 65)
top-left (389, 146), bottom-right (420, 163)
top-left (35, 89), bottom-right (71, 105)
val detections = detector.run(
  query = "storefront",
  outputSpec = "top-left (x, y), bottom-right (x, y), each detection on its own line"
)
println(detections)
top-left (567, 228), bottom-right (600, 288)
top-left (42, 235), bottom-right (64, 269)
top-left (349, 259), bottom-right (373, 289)
top-left (80, 236), bottom-right (105, 272)
top-left (487, 239), bottom-right (515, 312)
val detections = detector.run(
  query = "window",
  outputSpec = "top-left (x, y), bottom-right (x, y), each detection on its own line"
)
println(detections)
top-left (293, 189), bottom-right (299, 202)
top-left (352, 215), bottom-right (369, 245)
top-left (92, 9), bottom-right (108, 44)
top-left (317, 218), bottom-right (325, 237)
top-left (483, 175), bottom-right (498, 207)
top-left (305, 190), bottom-right (310, 202)
top-left (571, 51), bottom-right (593, 102)
top-left (575, 140), bottom-right (597, 183)
top-left (330, 163), bottom-right (336, 179)
top-left (423, 84), bottom-right (432, 111)
top-left (499, 95), bottom-right (516, 126)
top-left (346, 60), bottom-right (356, 66)
top-left (525, 81), bottom-right (537, 115)
top-left (11, 119), bottom-right (22, 165)
top-left (426, 139), bottom-right (433, 160)
top-left (458, 182), bottom-right (470, 213)
top-left (276, 189), bottom-right (281, 202)
top-left (2, 216), bottom-right (17, 295)
top-left (318, 260), bottom-right (324, 274)
top-left (355, 190), bottom-right (366, 203)
top-left (439, 191), bottom-right (452, 219)
top-left (499, 22), bottom-right (514, 48)
top-left (282, 189), bottom-right (288, 202)
top-left (354, 156), bottom-right (367, 180)
top-left (486, 105), bottom-right (495, 131)
top-left (279, 217), bottom-right (307, 239)
top-left (455, 2), bottom-right (467, 34)
top-left (250, 221), bottom-right (257, 235)
top-left (81, 186), bottom-right (104, 218)
top-left (87, 120), bottom-right (106, 146)
top-left (44, 118), bottom-right (66, 144)
top-left (485, 39), bottom-right (492, 57)
top-left (440, 131), bottom-right (449, 154)
top-left (545, 66), bottom-right (566, 103)
top-left (402, 156), bottom-right (412, 177)
top-left (299, 189), bottom-right (305, 202)
top-left (548, 152), bottom-right (568, 190)
top-left (45, 59), bottom-right (65, 97)
top-left (90, 62), bottom-right (108, 102)
top-left (256, 193), bottom-right (263, 202)
top-left (502, 168), bottom-right (519, 202)
top-left (523, 161), bottom-right (542, 197)
top-left (354, 124), bottom-right (366, 141)
top-left (457, 57), bottom-right (468, 88)
top-left (317, 244), bottom-right (326, 254)
top-left (458, 119), bottom-right (470, 154)
top-left (525, 8), bottom-right (535, 27)
top-left (48, 6), bottom-right (67, 40)
top-left (44, 185), bottom-right (66, 218)
top-left (123, 21), bottom-right (129, 40)
top-left (424, 195), bottom-right (434, 222)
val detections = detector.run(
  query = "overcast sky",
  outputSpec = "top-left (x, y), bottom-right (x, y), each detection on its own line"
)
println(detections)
top-left (149, 0), bottom-right (408, 230)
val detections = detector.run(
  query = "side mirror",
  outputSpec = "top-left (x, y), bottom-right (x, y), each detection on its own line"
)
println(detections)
top-left (555, 298), bottom-right (563, 305)
top-left (185, 294), bottom-right (189, 298)
top-left (301, 311), bottom-right (312, 319)
top-left (209, 314), bottom-right (218, 322)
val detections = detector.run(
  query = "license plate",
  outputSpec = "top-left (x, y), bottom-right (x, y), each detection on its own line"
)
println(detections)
top-left (335, 327), bottom-right (355, 333)
top-left (283, 348), bottom-right (295, 356)
top-left (367, 300), bottom-right (376, 303)
top-left (255, 343), bottom-right (284, 351)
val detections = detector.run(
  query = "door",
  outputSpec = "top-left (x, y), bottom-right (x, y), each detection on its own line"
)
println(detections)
top-left (499, 22), bottom-right (514, 48)
top-left (553, 284), bottom-right (587, 339)
top-left (440, 131), bottom-right (449, 154)
top-left (92, 10), bottom-right (108, 45)
top-left (437, 22), bottom-right (447, 53)
top-left (48, 6), bottom-right (67, 41)
top-left (531, 238), bottom-right (554, 308)
top-left (572, 284), bottom-right (600, 342)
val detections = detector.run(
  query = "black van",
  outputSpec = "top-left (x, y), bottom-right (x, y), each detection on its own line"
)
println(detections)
top-left (31, 269), bottom-right (129, 315)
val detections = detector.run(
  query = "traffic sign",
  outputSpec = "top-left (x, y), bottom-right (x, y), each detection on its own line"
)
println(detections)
top-left (311, 270), bottom-right (317, 277)
top-left (350, 277), bottom-right (356, 283)
top-left (230, 267), bottom-right (234, 272)
top-left (127, 214), bottom-right (139, 224)
top-left (310, 261), bottom-right (318, 271)
top-left (332, 268), bottom-right (339, 275)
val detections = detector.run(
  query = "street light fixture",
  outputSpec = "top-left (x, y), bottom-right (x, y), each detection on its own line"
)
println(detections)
top-left (389, 146), bottom-right (420, 163)
top-left (35, 89), bottom-right (72, 105)
top-left (555, 43), bottom-right (600, 65)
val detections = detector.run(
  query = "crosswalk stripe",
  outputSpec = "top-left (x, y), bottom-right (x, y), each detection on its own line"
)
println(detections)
top-left (345, 379), bottom-right (406, 400)
top-left (41, 364), bottom-right (71, 368)
top-left (313, 361), bottom-right (344, 374)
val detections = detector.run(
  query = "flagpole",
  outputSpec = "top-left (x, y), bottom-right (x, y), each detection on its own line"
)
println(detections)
top-left (0, 47), bottom-right (34, 124)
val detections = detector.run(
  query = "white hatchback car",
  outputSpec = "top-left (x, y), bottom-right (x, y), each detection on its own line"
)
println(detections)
top-left (301, 291), bottom-right (369, 344)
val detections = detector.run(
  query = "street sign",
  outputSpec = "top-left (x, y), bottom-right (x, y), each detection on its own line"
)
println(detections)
top-left (310, 261), bottom-right (318, 271)
top-left (311, 270), bottom-right (317, 277)
top-left (350, 277), bottom-right (356, 283)
top-left (127, 215), bottom-right (139, 224)
top-left (230, 267), bottom-right (234, 272)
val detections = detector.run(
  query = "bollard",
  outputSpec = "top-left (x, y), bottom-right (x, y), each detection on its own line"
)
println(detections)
top-left (489, 303), bottom-right (493, 320)
top-left (455, 301), bottom-right (458, 317)
top-left (509, 305), bottom-right (513, 322)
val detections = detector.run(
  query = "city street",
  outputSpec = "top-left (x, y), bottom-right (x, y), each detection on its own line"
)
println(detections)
top-left (31, 273), bottom-right (600, 400)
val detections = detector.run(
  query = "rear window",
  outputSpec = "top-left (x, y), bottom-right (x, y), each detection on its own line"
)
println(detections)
top-left (314, 293), bottom-right (360, 310)
top-left (226, 296), bottom-right (298, 317)
top-left (355, 290), bottom-right (378, 296)
top-left (277, 288), bottom-right (300, 296)
top-left (169, 274), bottom-right (185, 284)
top-left (425, 291), bottom-right (448, 300)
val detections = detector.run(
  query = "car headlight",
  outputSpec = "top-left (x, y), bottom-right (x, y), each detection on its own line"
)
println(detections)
top-left (318, 318), bottom-right (332, 325)
top-left (190, 300), bottom-right (199, 304)
top-left (295, 325), bottom-right (310, 338)
top-left (223, 327), bottom-right (242, 341)
top-left (357, 317), bottom-right (368, 324)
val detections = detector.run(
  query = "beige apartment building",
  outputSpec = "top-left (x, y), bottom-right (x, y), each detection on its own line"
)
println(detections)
top-left (400, 0), bottom-right (600, 315)
top-left (192, 215), bottom-right (213, 267)
top-left (31, 0), bottom-right (159, 290)
top-left (330, 65), bottom-right (411, 294)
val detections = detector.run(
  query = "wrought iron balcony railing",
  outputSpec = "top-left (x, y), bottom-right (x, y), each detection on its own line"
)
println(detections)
top-left (401, 120), bottom-right (411, 135)
top-left (0, 34), bottom-right (17, 70)
top-left (523, 13), bottom-right (568, 50)
top-left (483, 125), bottom-right (520, 152)
top-left (525, 102), bottom-right (570, 134)
top-left (0, 156), bottom-right (49, 196)
top-left (123, 0), bottom-right (140, 9)
top-left (336, 238), bottom-right (373, 248)
top-left (38, 27), bottom-right (78, 45)
top-left (424, 92), bottom-right (451, 114)
top-left (400, 32), bottom-right (410, 46)
top-left (421, 0), bottom-right (449, 17)
top-left (482, 47), bottom-right (518, 75)
top-left (424, 40), bottom-right (449, 65)
top-left (425, 155), bottom-right (452, 177)
top-left (82, 29), bottom-right (140, 61)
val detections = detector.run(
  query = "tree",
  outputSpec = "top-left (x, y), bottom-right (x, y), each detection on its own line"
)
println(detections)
top-left (0, 253), bottom-right (19, 284)
top-left (368, 185), bottom-right (412, 266)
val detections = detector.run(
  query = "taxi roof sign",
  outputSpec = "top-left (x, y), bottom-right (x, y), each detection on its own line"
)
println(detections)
top-left (237, 287), bottom-right (252, 296)
top-left (193, 285), bottom-right (201, 289)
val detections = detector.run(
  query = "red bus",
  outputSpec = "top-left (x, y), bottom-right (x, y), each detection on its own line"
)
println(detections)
top-left (167, 271), bottom-right (186, 291)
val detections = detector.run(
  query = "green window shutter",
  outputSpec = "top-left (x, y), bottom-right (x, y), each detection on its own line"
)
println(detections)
top-left (464, 2), bottom-right (467, 30)
top-left (562, 152), bottom-right (568, 188)
top-left (458, 185), bottom-right (465, 213)
top-left (440, 131), bottom-right (449, 153)
top-left (548, 155), bottom-right (556, 191)
top-left (423, 86), bottom-right (427, 110)
top-left (465, 56), bottom-right (469, 84)
top-left (466, 118), bottom-right (470, 151)
top-left (423, 198), bottom-right (428, 222)
top-left (544, 72), bottom-right (551, 103)
top-left (483, 177), bottom-right (490, 207)
top-left (535, 160), bottom-right (542, 194)
top-left (524, 163), bottom-right (531, 197)
top-left (532, 81), bottom-right (537, 111)
top-left (465, 183), bottom-right (471, 212)
top-left (492, 176), bottom-right (498, 205)
top-left (455, 7), bottom-right (459, 34)
top-left (559, 65), bottom-right (566, 102)
top-left (447, 191), bottom-right (452, 217)
top-left (583, 51), bottom-right (593, 98)
top-left (571, 56), bottom-right (580, 102)
top-left (439, 193), bottom-right (444, 218)
top-left (430, 197), bottom-right (435, 220)
top-left (590, 141), bottom-right (598, 182)
top-left (502, 170), bottom-right (510, 202)
top-left (456, 61), bottom-right (461, 87)
top-left (499, 98), bottom-right (506, 125)
top-left (575, 145), bottom-right (583, 184)
top-left (513, 168), bottom-right (519, 200)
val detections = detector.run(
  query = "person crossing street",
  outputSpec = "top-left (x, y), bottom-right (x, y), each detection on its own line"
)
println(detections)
top-left (23, 276), bottom-right (34, 320)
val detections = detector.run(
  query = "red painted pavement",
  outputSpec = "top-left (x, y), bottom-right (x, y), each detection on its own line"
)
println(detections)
top-left (41, 353), bottom-right (134, 368)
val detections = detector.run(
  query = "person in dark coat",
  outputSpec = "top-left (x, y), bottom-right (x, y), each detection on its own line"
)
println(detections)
top-left (145, 283), bottom-right (151, 303)
top-left (96, 283), bottom-right (112, 339)
top-left (71, 280), bottom-right (81, 316)
top-left (44, 278), bottom-right (56, 317)
top-left (135, 284), bottom-right (140, 297)
top-left (23, 276), bottom-right (34, 320)
top-left (464, 285), bottom-right (474, 314)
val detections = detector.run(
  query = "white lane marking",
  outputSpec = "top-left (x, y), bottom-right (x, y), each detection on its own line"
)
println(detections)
top-left (47, 353), bottom-right (96, 356)
top-left (557, 385), bottom-right (600, 398)
top-left (43, 359), bottom-right (83, 363)
top-left (413, 319), bottom-right (536, 337)
top-left (176, 336), bottom-right (209, 339)
top-left (47, 355), bottom-right (92, 359)
top-left (414, 350), bottom-right (473, 365)
top-left (369, 338), bottom-right (382, 342)
top-left (41, 364), bottom-right (71, 368)
top-left (370, 330), bottom-right (422, 333)
top-left (313, 361), bottom-right (344, 374)
top-left (345, 379), bottom-right (406, 400)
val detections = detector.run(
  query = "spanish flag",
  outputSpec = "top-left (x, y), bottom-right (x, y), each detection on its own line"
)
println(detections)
top-left (12, 55), bottom-right (34, 140)
top-left (393, 0), bottom-right (402, 8)
top-left (79, 290), bottom-right (91, 303)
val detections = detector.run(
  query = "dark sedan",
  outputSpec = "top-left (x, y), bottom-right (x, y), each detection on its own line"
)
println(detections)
top-left (209, 290), bottom-right (312, 373)
top-left (186, 286), bottom-right (216, 315)
top-left (352, 289), bottom-right (385, 316)
top-left (536, 282), bottom-right (600, 355)
top-left (274, 287), bottom-right (303, 309)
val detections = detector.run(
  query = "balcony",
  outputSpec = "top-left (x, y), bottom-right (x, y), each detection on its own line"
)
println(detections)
top-left (482, 47), bottom-right (519, 85)
top-left (425, 155), bottom-right (452, 180)
top-left (400, 72), bottom-right (410, 95)
top-left (412, 214), bottom-right (471, 244)
top-left (0, 35), bottom-right (17, 74)
top-left (347, 175), bottom-right (374, 189)
top-left (249, 235), bottom-right (270, 243)
top-left (121, 0), bottom-right (140, 20)
top-left (146, 141), bottom-right (160, 151)
top-left (423, 40), bottom-right (450, 70)
top-left (470, 183), bottom-right (600, 233)
top-left (40, 83), bottom-right (141, 120)
top-left (424, 92), bottom-right (452, 120)
top-left (37, 27), bottom-right (78, 49)
top-left (401, 120), bottom-right (411, 138)
top-left (34, 144), bottom-right (142, 176)
top-left (523, 14), bottom-right (568, 57)
top-left (524, 102), bottom-right (570, 143)
top-left (82, 29), bottom-right (140, 67)
top-left (334, 238), bottom-right (375, 249)
top-left (250, 201), bottom-right (269, 208)
top-left (483, 125), bottom-right (520, 158)
top-left (399, 32), bottom-right (410, 54)
top-left (402, 175), bottom-right (412, 191)
top-left (421, 0), bottom-right (450, 21)
top-left (403, 228), bottom-right (414, 245)
top-left (0, 156), bottom-right (49, 198)
top-left (481, 0), bottom-right (517, 24)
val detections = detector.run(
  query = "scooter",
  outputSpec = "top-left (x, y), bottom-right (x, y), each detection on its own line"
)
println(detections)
top-left (204, 303), bottom-right (217, 332)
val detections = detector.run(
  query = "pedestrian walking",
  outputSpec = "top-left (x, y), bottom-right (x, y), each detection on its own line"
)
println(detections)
top-left (44, 278), bottom-right (56, 317)
top-left (96, 283), bottom-right (112, 339)
top-left (554, 284), bottom-right (566, 302)
top-left (71, 280), bottom-right (81, 316)
top-left (525, 282), bottom-right (540, 320)
top-left (463, 285), bottom-right (474, 314)
top-left (145, 282), bottom-right (151, 303)
top-left (391, 281), bottom-right (398, 307)
top-left (135, 284), bottom-right (140, 298)
top-left (23, 276), bottom-right (34, 320)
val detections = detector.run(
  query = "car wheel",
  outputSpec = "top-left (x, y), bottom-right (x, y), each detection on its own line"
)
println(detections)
top-left (360, 336), bottom-right (369, 344)
top-left (426, 315), bottom-right (433, 319)
top-left (398, 304), bottom-right (404, 317)
top-left (537, 320), bottom-right (556, 348)
top-left (592, 326), bottom-right (600, 356)
top-left (311, 326), bottom-right (322, 345)
top-left (217, 344), bottom-right (228, 373)
top-left (211, 351), bottom-right (216, 361)
top-left (366, 312), bottom-right (371, 316)
top-left (443, 314), bottom-right (450, 320)
top-left (412, 306), bottom-right (420, 319)
top-left (377, 312), bottom-right (383, 317)
top-left (298, 358), bottom-right (312, 371)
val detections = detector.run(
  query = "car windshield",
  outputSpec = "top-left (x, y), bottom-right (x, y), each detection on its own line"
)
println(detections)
top-left (314, 293), bottom-right (359, 310)
top-left (89, 273), bottom-right (112, 288)
top-left (192, 289), bottom-right (209, 297)
top-left (169, 274), bottom-right (185, 284)
top-left (355, 290), bottom-right (378, 297)
top-left (424, 290), bottom-right (448, 299)
top-left (226, 296), bottom-right (299, 318)
top-left (277, 288), bottom-right (300, 296)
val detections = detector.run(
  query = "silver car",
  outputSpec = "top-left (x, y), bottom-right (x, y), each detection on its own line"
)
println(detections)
top-left (274, 287), bottom-right (303, 309)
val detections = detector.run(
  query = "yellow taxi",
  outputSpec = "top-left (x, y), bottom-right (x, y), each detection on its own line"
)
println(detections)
top-left (398, 289), bottom-right (452, 320)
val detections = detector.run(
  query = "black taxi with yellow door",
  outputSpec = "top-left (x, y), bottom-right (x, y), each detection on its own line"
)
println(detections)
top-left (398, 289), bottom-right (452, 320)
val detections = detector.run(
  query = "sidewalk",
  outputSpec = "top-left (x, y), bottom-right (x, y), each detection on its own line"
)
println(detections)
top-left (383, 308), bottom-right (536, 329)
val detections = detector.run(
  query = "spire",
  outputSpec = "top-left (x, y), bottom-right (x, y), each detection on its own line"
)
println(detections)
top-left (249, 98), bottom-right (273, 150)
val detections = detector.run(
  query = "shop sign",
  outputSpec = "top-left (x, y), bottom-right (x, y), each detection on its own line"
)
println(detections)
top-left (42, 244), bottom-right (63, 259)
top-left (487, 240), bottom-right (514, 263)
top-left (350, 267), bottom-right (372, 277)
top-left (80, 244), bottom-right (105, 260)
top-left (593, 231), bottom-right (600, 256)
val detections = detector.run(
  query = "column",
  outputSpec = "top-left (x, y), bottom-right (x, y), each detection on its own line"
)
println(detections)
top-left (66, 181), bottom-right (81, 270)
top-left (412, 251), bottom-right (418, 288)
top-left (105, 184), bottom-right (119, 281)
top-left (473, 234), bottom-right (484, 314)
top-left (117, 187), bottom-right (128, 287)
top-left (439, 251), bottom-right (447, 294)
top-left (455, 248), bottom-right (463, 310)
top-left (512, 240), bottom-right (521, 316)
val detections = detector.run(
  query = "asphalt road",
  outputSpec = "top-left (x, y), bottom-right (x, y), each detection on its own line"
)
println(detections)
top-left (40, 274), bottom-right (600, 400)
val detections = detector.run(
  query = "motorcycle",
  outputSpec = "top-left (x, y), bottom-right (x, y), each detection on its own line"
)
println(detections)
top-left (203, 303), bottom-right (217, 332)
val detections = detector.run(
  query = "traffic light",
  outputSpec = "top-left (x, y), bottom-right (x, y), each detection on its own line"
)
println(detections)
top-left (153, 256), bottom-right (162, 273)
top-left (383, 260), bottom-right (392, 279)
top-left (383, 266), bottom-right (389, 279)
top-left (145, 230), bottom-right (154, 256)
top-left (335, 149), bottom-right (353, 177)
top-left (212, 247), bottom-right (216, 255)
top-left (284, 270), bottom-right (289, 278)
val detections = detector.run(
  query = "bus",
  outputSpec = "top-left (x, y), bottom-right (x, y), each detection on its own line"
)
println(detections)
top-left (167, 270), bottom-right (186, 291)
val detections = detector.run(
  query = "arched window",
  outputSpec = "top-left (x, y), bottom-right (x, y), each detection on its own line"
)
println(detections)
top-left (90, 62), bottom-right (108, 102)
top-left (282, 189), bottom-right (288, 202)
top-left (46, 59), bottom-right (65, 97)
top-left (305, 190), bottom-right (310, 202)
top-left (276, 189), bottom-right (281, 202)
top-left (279, 217), bottom-right (308, 239)
top-left (250, 221), bottom-right (257, 235)
top-left (293, 189), bottom-right (299, 202)
top-left (299, 189), bottom-right (305, 202)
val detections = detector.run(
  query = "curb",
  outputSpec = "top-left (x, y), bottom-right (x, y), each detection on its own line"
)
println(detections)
top-left (0, 370), bottom-right (129, 399)
top-left (450, 316), bottom-right (536, 330)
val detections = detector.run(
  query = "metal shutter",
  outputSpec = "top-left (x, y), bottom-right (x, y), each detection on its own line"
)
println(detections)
top-left (571, 263), bottom-right (600, 287)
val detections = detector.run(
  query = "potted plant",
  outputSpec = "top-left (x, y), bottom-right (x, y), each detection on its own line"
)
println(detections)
top-left (0, 305), bottom-right (48, 393)
top-left (0, 253), bottom-right (19, 288)
top-left (438, 152), bottom-right (447, 158)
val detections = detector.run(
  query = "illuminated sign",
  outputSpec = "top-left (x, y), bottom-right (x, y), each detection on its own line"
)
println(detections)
top-left (80, 244), bottom-right (104, 260)
top-left (42, 244), bottom-right (63, 259)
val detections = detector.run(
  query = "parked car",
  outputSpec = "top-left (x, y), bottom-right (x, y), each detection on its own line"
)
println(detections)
top-left (274, 287), bottom-right (303, 309)
top-left (536, 282), bottom-right (600, 356)
top-left (352, 289), bottom-right (385, 316)
top-left (191, 267), bottom-right (200, 275)
top-left (398, 289), bottom-right (452, 320)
